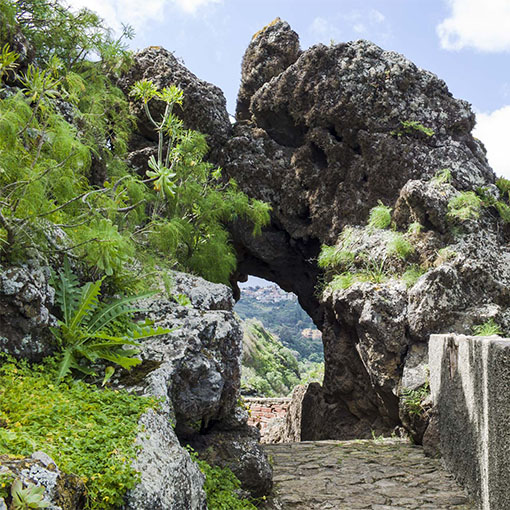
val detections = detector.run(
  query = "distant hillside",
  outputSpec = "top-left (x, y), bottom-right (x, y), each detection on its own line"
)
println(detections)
top-left (235, 285), bottom-right (323, 361)
top-left (241, 319), bottom-right (324, 397)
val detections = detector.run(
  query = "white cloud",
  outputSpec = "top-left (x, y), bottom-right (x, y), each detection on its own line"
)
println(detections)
top-left (65, 0), bottom-right (221, 33)
top-left (438, 0), bottom-right (510, 52)
top-left (474, 106), bottom-right (510, 178)
top-left (309, 17), bottom-right (342, 44)
top-left (369, 9), bottom-right (385, 24)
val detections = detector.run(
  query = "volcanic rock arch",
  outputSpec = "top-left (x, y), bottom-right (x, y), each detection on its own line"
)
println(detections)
top-left (122, 20), bottom-right (510, 440)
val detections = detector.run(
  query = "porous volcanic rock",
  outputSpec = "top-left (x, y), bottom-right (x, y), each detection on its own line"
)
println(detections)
top-left (217, 24), bottom-right (507, 439)
top-left (236, 18), bottom-right (301, 121)
top-left (118, 47), bottom-right (231, 152)
top-left (121, 272), bottom-right (272, 502)
top-left (0, 261), bottom-right (57, 362)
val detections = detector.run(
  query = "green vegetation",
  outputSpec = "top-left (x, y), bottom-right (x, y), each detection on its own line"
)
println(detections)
top-left (496, 177), bottom-right (510, 197)
top-left (431, 168), bottom-right (452, 185)
top-left (391, 120), bottom-right (435, 138)
top-left (241, 320), bottom-right (323, 397)
top-left (368, 201), bottom-right (392, 229)
top-left (386, 232), bottom-right (414, 260)
top-left (402, 265), bottom-right (426, 288)
top-left (0, 358), bottom-right (156, 510)
top-left (0, 0), bottom-right (269, 287)
top-left (235, 291), bottom-right (323, 361)
top-left (50, 260), bottom-right (170, 382)
top-left (10, 479), bottom-right (50, 509)
top-left (188, 448), bottom-right (257, 510)
top-left (447, 191), bottom-right (482, 221)
top-left (407, 222), bottom-right (423, 235)
top-left (472, 318), bottom-right (503, 336)
top-left (401, 383), bottom-right (430, 417)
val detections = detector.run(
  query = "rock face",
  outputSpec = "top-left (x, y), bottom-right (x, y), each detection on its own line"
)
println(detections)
top-left (0, 261), bottom-right (57, 362)
top-left (236, 18), bottom-right (301, 121)
top-left (118, 47), bottom-right (231, 153)
top-left (122, 271), bottom-right (272, 504)
top-left (217, 23), bottom-right (508, 439)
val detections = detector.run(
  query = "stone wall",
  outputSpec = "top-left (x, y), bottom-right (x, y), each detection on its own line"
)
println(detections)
top-left (429, 334), bottom-right (510, 510)
top-left (246, 397), bottom-right (291, 439)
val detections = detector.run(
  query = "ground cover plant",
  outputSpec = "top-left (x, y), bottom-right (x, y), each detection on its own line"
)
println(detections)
top-left (0, 357), bottom-right (157, 510)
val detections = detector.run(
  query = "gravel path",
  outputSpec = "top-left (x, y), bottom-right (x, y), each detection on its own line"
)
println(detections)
top-left (263, 439), bottom-right (476, 510)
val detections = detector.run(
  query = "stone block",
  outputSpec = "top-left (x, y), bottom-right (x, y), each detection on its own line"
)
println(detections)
top-left (429, 334), bottom-right (510, 510)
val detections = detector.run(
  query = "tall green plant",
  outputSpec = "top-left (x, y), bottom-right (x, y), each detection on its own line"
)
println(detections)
top-left (50, 261), bottom-right (170, 381)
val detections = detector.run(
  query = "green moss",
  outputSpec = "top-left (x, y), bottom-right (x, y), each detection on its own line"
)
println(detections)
top-left (391, 120), bottom-right (435, 138)
top-left (0, 357), bottom-right (156, 510)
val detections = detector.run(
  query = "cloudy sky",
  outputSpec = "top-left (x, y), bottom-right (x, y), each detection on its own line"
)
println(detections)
top-left (67, 0), bottom-right (510, 178)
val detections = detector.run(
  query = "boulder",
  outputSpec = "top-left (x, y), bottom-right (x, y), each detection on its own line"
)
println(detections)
top-left (118, 47), bottom-right (231, 152)
top-left (236, 18), bottom-right (301, 121)
top-left (119, 271), bottom-right (272, 502)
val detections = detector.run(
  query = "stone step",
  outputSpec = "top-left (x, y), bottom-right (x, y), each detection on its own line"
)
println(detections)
top-left (263, 439), bottom-right (476, 510)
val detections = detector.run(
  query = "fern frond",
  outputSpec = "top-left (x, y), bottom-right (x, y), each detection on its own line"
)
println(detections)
top-left (51, 258), bottom-right (81, 323)
top-left (86, 291), bottom-right (155, 334)
top-left (130, 324), bottom-right (172, 340)
top-left (69, 279), bottom-right (103, 331)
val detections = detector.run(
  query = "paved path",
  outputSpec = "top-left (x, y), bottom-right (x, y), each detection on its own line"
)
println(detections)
top-left (264, 439), bottom-right (476, 510)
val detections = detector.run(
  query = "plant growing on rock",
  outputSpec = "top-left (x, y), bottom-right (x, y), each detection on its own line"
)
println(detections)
top-left (447, 191), bottom-right (482, 221)
top-left (401, 265), bottom-right (426, 288)
top-left (368, 201), bottom-right (392, 229)
top-left (431, 168), bottom-right (452, 186)
top-left (401, 383), bottom-right (430, 417)
top-left (391, 120), bottom-right (434, 138)
top-left (386, 232), bottom-right (414, 260)
top-left (472, 319), bottom-right (503, 336)
top-left (130, 79), bottom-right (271, 284)
top-left (50, 260), bottom-right (170, 381)
top-left (10, 479), bottom-right (49, 509)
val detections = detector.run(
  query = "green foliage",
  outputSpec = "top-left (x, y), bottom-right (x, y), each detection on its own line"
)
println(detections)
top-left (496, 177), bottom-right (510, 197)
top-left (5, 0), bottom-right (134, 71)
top-left (241, 320), bottom-right (301, 397)
top-left (187, 448), bottom-right (256, 510)
top-left (0, 43), bottom-right (18, 83)
top-left (368, 201), bottom-right (392, 229)
top-left (391, 120), bottom-right (435, 138)
top-left (386, 232), bottom-right (415, 260)
top-left (10, 479), bottom-right (50, 509)
top-left (401, 383), bottom-right (430, 417)
top-left (407, 222), bottom-right (423, 235)
top-left (317, 245), bottom-right (355, 269)
top-left (50, 261), bottom-right (170, 381)
top-left (0, 358), bottom-right (155, 510)
top-left (431, 168), bottom-right (452, 185)
top-left (131, 79), bottom-right (270, 284)
top-left (401, 265), bottom-right (426, 288)
top-left (326, 257), bottom-right (389, 292)
top-left (447, 191), bottom-right (482, 221)
top-left (235, 289), bottom-right (322, 361)
top-left (328, 272), bottom-right (356, 291)
top-left (472, 318), bottom-right (503, 336)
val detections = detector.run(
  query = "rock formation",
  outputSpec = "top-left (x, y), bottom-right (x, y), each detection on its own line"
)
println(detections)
top-left (121, 19), bottom-right (510, 441)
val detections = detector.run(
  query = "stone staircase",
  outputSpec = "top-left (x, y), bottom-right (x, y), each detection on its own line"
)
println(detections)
top-left (263, 439), bottom-right (475, 510)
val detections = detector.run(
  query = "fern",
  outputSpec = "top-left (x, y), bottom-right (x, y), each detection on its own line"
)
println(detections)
top-left (50, 266), bottom-right (171, 381)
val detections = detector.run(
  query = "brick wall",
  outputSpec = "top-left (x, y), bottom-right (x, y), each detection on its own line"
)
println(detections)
top-left (245, 397), bottom-right (291, 436)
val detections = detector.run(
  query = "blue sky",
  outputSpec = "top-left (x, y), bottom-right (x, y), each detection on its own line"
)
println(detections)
top-left (68, 0), bottom-right (510, 178)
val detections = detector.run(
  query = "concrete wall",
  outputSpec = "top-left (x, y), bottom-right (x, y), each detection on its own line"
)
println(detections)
top-left (429, 334), bottom-right (510, 510)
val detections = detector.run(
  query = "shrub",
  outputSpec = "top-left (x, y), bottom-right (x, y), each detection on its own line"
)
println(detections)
top-left (0, 357), bottom-right (156, 510)
top-left (368, 201), bottom-right (392, 229)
